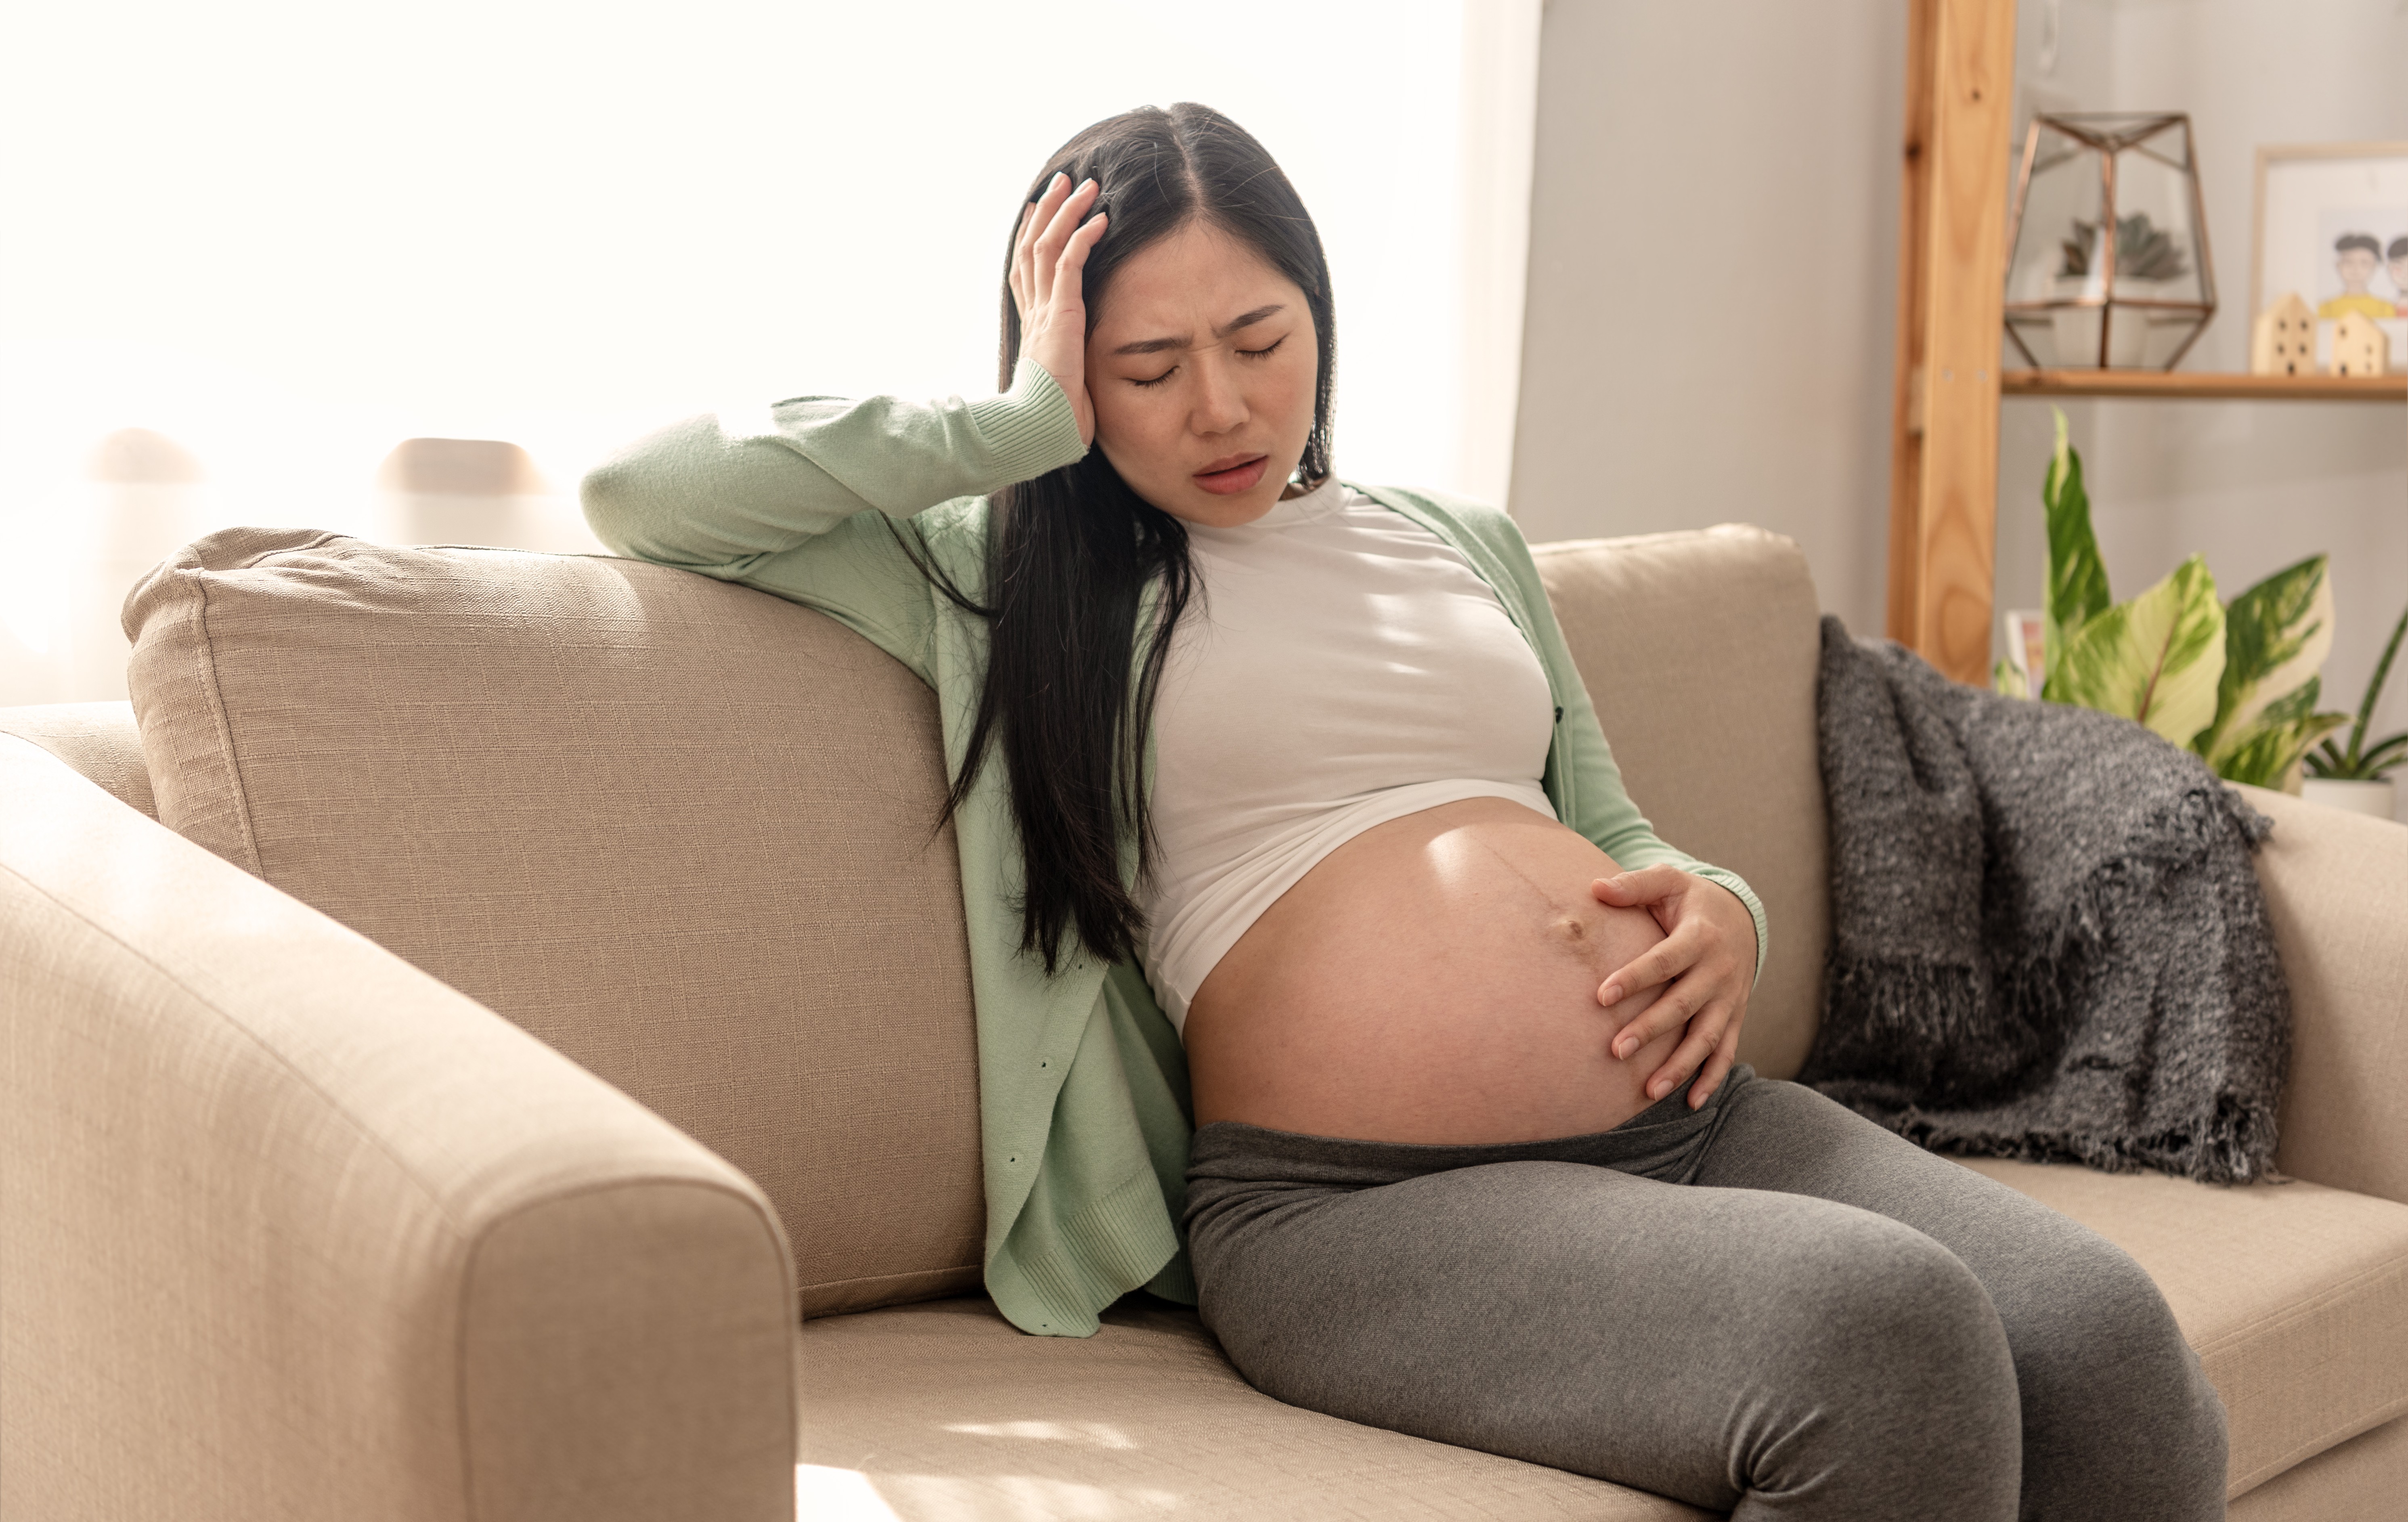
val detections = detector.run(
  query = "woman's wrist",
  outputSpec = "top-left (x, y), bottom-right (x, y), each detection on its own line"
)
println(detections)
top-left (1690, 870), bottom-right (1767, 987)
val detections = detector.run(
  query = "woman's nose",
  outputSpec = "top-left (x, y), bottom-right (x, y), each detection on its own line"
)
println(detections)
top-left (1189, 355), bottom-right (1250, 435)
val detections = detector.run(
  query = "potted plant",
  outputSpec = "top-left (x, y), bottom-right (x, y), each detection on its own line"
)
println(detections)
top-left (1997, 410), bottom-right (2349, 790)
top-left (2050, 212), bottom-right (2192, 368)
top-left (2302, 599), bottom-right (2408, 819)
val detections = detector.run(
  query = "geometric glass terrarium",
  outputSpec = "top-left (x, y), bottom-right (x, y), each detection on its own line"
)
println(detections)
top-left (2003, 112), bottom-right (2217, 370)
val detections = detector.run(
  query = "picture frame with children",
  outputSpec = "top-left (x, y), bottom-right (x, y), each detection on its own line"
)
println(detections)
top-left (2253, 143), bottom-right (2408, 369)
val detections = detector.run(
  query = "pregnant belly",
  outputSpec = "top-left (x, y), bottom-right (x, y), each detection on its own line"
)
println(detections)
top-left (1182, 795), bottom-right (1685, 1144)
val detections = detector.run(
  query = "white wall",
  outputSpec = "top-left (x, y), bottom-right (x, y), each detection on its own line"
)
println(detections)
top-left (1997, 0), bottom-right (2408, 758)
top-left (0, 0), bottom-right (1485, 704)
top-left (1514, 0), bottom-right (2408, 776)
top-left (1509, 0), bottom-right (1908, 635)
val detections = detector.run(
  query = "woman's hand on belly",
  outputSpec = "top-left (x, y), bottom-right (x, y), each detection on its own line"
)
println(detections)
top-left (1591, 866), bottom-right (1760, 1110)
top-left (1183, 798), bottom-right (1700, 1144)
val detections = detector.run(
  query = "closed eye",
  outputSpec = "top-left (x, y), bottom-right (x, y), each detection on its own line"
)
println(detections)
top-left (1132, 335), bottom-right (1281, 388)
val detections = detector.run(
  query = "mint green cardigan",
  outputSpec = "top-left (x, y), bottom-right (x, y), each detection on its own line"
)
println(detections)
top-left (582, 359), bottom-right (1767, 1337)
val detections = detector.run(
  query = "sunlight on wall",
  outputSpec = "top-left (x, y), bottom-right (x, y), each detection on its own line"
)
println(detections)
top-left (0, 1), bottom-right (1486, 703)
top-left (0, 0), bottom-right (1479, 702)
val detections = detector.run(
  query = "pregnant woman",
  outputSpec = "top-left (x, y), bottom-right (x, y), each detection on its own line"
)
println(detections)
top-left (585, 104), bottom-right (2224, 1520)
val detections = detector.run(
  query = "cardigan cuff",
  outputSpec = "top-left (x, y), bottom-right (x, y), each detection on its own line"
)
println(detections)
top-left (1691, 866), bottom-right (1770, 988)
top-left (965, 356), bottom-right (1088, 487)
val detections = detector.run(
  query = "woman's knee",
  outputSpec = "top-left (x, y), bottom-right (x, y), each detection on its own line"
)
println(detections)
top-left (1767, 1212), bottom-right (2012, 1386)
top-left (2009, 1227), bottom-right (2228, 1510)
top-left (2024, 1227), bottom-right (2190, 1363)
top-left (2009, 1226), bottom-right (2209, 1403)
top-left (1735, 1212), bottom-right (2022, 1512)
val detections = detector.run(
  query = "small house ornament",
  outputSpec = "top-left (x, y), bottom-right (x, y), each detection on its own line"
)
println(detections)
top-left (2248, 293), bottom-right (2315, 376)
top-left (2329, 311), bottom-right (2391, 377)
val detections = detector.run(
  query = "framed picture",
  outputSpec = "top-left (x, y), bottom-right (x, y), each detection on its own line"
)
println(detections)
top-left (2252, 142), bottom-right (2408, 367)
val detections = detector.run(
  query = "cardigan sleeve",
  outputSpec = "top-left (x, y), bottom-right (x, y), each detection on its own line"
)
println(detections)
top-left (580, 357), bottom-right (1086, 673)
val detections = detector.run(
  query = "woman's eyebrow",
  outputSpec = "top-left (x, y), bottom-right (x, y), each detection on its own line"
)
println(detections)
top-left (1111, 304), bottom-right (1288, 356)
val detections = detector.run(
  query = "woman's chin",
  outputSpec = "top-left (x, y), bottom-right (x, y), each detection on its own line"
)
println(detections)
top-left (1172, 494), bottom-right (1280, 528)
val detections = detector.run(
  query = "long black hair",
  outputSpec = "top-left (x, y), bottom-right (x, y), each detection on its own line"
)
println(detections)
top-left (922, 103), bottom-right (1337, 975)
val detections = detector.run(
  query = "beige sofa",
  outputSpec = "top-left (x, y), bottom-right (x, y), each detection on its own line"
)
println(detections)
top-left (5, 521), bottom-right (2407, 1522)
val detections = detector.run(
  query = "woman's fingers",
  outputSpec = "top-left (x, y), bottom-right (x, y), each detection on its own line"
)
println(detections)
top-left (1054, 211), bottom-right (1106, 299)
top-left (1605, 960), bottom-right (1709, 1061)
top-left (1687, 1022), bottom-right (1744, 1110)
top-left (1016, 174), bottom-right (1069, 315)
top-left (1597, 921), bottom-right (1702, 1011)
top-left (1641, 999), bottom-right (1730, 1103)
top-left (1031, 177), bottom-right (1096, 313)
top-left (1017, 176), bottom-right (1067, 303)
top-left (1009, 201), bottom-right (1038, 317)
top-left (1591, 864), bottom-right (1688, 908)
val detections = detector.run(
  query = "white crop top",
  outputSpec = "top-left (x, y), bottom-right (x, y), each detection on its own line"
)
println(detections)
top-left (1140, 479), bottom-right (1558, 1032)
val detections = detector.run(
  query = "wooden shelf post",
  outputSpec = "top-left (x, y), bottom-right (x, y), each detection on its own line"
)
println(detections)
top-left (1886, 0), bottom-right (2018, 683)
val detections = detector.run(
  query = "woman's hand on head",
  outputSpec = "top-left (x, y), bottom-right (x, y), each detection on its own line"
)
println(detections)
top-left (1590, 866), bottom-right (1757, 1110)
top-left (1011, 173), bottom-right (1108, 448)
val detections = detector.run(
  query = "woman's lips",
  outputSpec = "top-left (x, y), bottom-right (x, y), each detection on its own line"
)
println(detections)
top-left (1192, 454), bottom-right (1269, 496)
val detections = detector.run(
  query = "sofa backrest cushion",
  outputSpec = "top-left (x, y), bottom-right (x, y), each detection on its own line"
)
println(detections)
top-left (124, 528), bottom-right (982, 1319)
top-left (1532, 525), bottom-right (1827, 1078)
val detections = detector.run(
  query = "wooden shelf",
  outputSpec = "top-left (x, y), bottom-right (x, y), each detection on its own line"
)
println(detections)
top-left (1886, 4), bottom-right (2407, 683)
top-left (2001, 369), bottom-right (2408, 401)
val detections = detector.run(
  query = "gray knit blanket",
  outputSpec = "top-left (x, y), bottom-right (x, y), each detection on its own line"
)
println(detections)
top-left (1798, 616), bottom-right (2290, 1184)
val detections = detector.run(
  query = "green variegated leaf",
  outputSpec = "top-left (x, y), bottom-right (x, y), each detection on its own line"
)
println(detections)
top-left (2052, 555), bottom-right (2226, 746)
top-left (2198, 554), bottom-right (2332, 763)
top-left (2220, 718), bottom-right (2349, 791)
top-left (2039, 409), bottom-right (2113, 704)
top-left (2211, 677), bottom-right (2351, 789)
top-left (1993, 657), bottom-right (2029, 699)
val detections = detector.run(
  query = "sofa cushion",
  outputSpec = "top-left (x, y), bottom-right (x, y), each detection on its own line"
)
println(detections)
top-left (1532, 526), bottom-right (1827, 1079)
top-left (1966, 1159), bottom-right (2408, 1497)
top-left (2227, 1415), bottom-right (2408, 1521)
top-left (796, 1162), bottom-right (2408, 1517)
top-left (122, 528), bottom-right (983, 1319)
top-left (795, 1296), bottom-right (1708, 1521)
top-left (2232, 784), bottom-right (2408, 1206)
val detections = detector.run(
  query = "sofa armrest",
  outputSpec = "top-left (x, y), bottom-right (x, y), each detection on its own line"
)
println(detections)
top-left (0, 737), bottom-right (797, 1522)
top-left (2234, 784), bottom-right (2408, 1203)
top-left (0, 699), bottom-right (154, 818)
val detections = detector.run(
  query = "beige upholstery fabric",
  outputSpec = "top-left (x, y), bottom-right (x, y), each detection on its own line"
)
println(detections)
top-left (797, 1296), bottom-right (1709, 1521)
top-left (799, 1151), bottom-right (2408, 1522)
top-left (1966, 1158), bottom-right (2408, 1497)
top-left (78, 522), bottom-right (2408, 1514)
top-left (0, 734), bottom-right (794, 1522)
top-left (2227, 1413), bottom-right (2408, 1521)
top-left (1534, 527), bottom-right (1827, 1078)
top-left (122, 528), bottom-right (985, 1318)
top-left (2233, 784), bottom-right (2408, 1206)
top-left (0, 699), bottom-right (155, 818)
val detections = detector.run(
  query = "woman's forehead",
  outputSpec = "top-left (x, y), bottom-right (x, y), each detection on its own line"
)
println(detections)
top-left (1094, 224), bottom-right (1302, 338)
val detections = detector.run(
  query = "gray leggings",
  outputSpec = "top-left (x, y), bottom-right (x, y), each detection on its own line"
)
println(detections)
top-left (1184, 1067), bottom-right (2227, 1520)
